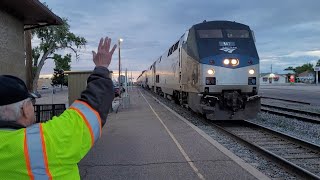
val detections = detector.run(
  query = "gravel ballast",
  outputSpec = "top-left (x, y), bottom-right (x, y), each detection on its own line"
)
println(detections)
top-left (261, 99), bottom-right (320, 113)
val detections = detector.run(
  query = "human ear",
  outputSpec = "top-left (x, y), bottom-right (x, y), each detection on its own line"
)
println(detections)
top-left (22, 101), bottom-right (32, 119)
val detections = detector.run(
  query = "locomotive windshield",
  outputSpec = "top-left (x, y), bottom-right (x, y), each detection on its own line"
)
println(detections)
top-left (196, 29), bottom-right (250, 39)
top-left (225, 29), bottom-right (250, 38)
top-left (195, 28), bottom-right (259, 60)
top-left (198, 30), bottom-right (223, 38)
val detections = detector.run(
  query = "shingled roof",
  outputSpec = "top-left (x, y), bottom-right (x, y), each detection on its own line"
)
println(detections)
top-left (0, 0), bottom-right (63, 30)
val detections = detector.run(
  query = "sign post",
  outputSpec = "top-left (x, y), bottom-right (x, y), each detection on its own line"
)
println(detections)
top-left (315, 66), bottom-right (320, 85)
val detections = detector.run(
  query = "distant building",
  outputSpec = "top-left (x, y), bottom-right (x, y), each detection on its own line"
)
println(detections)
top-left (260, 73), bottom-right (287, 84)
top-left (0, 0), bottom-right (62, 81)
top-left (297, 71), bottom-right (315, 84)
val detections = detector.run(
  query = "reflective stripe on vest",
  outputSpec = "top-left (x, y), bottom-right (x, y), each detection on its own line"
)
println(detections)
top-left (70, 100), bottom-right (102, 146)
top-left (24, 123), bottom-right (52, 180)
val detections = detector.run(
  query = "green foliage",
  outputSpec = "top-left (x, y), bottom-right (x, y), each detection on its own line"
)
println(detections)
top-left (284, 66), bottom-right (295, 71)
top-left (32, 47), bottom-right (41, 67)
top-left (32, 19), bottom-right (87, 56)
top-left (51, 69), bottom-right (67, 88)
top-left (51, 54), bottom-right (71, 88)
top-left (31, 17), bottom-right (86, 91)
top-left (53, 54), bottom-right (71, 71)
top-left (316, 59), bottom-right (320, 66)
top-left (295, 63), bottom-right (314, 75)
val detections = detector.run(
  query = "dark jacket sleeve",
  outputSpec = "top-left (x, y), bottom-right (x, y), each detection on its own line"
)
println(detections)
top-left (78, 66), bottom-right (114, 126)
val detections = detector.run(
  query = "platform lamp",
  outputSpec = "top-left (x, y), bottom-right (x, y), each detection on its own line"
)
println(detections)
top-left (118, 38), bottom-right (123, 91)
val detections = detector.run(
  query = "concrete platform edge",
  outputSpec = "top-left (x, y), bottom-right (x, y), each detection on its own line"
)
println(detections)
top-left (151, 96), bottom-right (271, 180)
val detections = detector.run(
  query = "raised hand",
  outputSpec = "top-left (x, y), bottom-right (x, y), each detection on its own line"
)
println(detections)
top-left (92, 37), bottom-right (117, 68)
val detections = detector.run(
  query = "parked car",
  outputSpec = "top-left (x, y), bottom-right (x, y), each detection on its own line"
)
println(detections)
top-left (42, 85), bottom-right (49, 89)
top-left (32, 91), bottom-right (41, 98)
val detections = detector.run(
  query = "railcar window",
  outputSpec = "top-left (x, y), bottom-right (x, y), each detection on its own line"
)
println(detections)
top-left (173, 41), bottom-right (179, 51)
top-left (226, 30), bottom-right (250, 38)
top-left (198, 30), bottom-right (223, 38)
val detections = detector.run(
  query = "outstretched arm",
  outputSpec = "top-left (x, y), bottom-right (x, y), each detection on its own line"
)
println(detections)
top-left (79, 37), bottom-right (117, 125)
top-left (41, 37), bottom-right (118, 167)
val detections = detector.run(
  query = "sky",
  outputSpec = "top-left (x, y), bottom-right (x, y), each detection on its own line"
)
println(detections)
top-left (38, 0), bottom-right (320, 80)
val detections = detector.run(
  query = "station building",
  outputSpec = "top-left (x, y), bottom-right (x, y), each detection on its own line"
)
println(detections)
top-left (297, 71), bottom-right (316, 84)
top-left (260, 73), bottom-right (287, 84)
top-left (0, 0), bottom-right (62, 81)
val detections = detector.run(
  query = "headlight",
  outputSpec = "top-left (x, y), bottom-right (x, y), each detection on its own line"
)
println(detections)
top-left (223, 59), bottom-right (230, 65)
top-left (249, 69), bottom-right (255, 75)
top-left (207, 69), bottom-right (215, 75)
top-left (231, 59), bottom-right (239, 66)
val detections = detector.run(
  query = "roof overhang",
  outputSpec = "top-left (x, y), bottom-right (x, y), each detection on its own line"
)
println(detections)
top-left (0, 0), bottom-right (63, 31)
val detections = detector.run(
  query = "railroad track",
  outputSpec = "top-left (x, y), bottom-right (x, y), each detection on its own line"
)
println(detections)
top-left (212, 120), bottom-right (320, 180)
top-left (261, 96), bottom-right (311, 105)
top-left (261, 104), bottom-right (320, 124)
top-left (144, 89), bottom-right (320, 178)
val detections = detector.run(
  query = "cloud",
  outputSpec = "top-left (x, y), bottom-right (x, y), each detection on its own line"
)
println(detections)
top-left (38, 0), bottom-right (320, 75)
top-left (283, 50), bottom-right (320, 58)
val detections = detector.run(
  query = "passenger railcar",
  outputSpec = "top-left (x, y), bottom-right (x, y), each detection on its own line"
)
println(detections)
top-left (137, 21), bottom-right (260, 120)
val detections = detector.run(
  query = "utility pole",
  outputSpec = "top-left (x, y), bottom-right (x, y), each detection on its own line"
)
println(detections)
top-left (118, 40), bottom-right (121, 87)
top-left (131, 71), bottom-right (133, 90)
top-left (125, 68), bottom-right (128, 96)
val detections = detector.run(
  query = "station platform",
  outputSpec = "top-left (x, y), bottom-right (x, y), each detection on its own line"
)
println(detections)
top-left (79, 88), bottom-right (269, 180)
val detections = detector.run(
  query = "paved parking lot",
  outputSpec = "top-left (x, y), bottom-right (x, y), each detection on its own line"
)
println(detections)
top-left (35, 87), bottom-right (69, 105)
top-left (259, 84), bottom-right (320, 105)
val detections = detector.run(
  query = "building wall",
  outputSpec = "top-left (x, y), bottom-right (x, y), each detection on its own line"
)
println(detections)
top-left (260, 75), bottom-right (286, 84)
top-left (67, 71), bottom-right (113, 106)
top-left (0, 10), bottom-right (25, 81)
top-left (67, 72), bottom-right (91, 106)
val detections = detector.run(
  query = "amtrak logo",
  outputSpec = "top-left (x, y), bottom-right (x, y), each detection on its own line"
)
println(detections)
top-left (219, 47), bottom-right (237, 53)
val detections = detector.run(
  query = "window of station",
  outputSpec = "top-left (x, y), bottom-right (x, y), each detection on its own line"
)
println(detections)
top-left (198, 30), bottom-right (223, 38)
top-left (226, 29), bottom-right (250, 38)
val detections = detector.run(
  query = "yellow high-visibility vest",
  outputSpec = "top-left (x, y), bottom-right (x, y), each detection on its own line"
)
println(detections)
top-left (0, 100), bottom-right (102, 180)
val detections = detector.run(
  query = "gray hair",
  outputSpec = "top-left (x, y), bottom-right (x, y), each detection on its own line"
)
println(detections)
top-left (0, 99), bottom-right (28, 122)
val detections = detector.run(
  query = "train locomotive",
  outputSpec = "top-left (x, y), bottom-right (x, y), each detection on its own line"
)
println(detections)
top-left (137, 20), bottom-right (260, 120)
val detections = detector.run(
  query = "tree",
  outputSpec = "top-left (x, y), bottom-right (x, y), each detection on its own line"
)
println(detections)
top-left (295, 63), bottom-right (314, 75)
top-left (316, 59), bottom-right (320, 66)
top-left (284, 66), bottom-right (295, 71)
top-left (31, 19), bottom-right (86, 91)
top-left (51, 54), bottom-right (71, 88)
top-left (51, 69), bottom-right (66, 88)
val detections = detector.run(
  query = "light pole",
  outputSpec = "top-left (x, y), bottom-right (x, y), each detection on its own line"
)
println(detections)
top-left (118, 38), bottom-right (123, 91)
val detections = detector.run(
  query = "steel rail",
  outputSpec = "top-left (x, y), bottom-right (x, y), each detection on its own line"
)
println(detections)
top-left (261, 103), bottom-right (320, 117)
top-left (211, 120), bottom-right (320, 180)
top-left (261, 96), bottom-right (311, 105)
top-left (142, 88), bottom-right (320, 179)
top-left (261, 106), bottom-right (320, 124)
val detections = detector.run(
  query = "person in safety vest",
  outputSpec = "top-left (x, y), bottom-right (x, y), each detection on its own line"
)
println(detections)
top-left (0, 37), bottom-right (116, 179)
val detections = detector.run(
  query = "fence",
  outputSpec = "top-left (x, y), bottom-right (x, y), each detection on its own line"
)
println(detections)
top-left (34, 104), bottom-right (66, 123)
